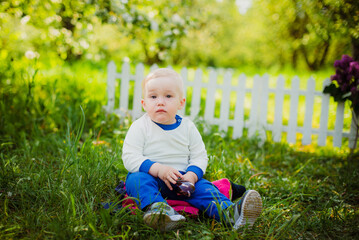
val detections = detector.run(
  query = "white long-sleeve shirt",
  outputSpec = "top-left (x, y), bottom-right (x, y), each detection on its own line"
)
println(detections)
top-left (122, 113), bottom-right (208, 177)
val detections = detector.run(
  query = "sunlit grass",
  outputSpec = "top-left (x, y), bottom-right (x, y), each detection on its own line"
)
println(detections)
top-left (1, 60), bottom-right (358, 239)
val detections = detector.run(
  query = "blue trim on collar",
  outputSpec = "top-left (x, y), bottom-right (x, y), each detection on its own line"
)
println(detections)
top-left (153, 115), bottom-right (182, 130)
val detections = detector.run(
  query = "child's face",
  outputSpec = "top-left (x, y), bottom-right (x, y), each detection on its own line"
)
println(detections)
top-left (141, 76), bottom-right (185, 125)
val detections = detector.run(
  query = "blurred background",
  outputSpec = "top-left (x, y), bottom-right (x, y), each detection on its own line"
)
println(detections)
top-left (1, 0), bottom-right (357, 71)
top-left (1, 0), bottom-right (358, 144)
top-left (1, 2), bottom-right (359, 238)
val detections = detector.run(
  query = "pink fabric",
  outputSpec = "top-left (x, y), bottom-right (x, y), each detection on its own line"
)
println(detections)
top-left (212, 178), bottom-right (231, 199)
top-left (122, 178), bottom-right (232, 216)
top-left (167, 200), bottom-right (199, 215)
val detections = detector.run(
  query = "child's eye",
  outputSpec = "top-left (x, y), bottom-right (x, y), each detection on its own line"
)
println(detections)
top-left (166, 95), bottom-right (172, 98)
top-left (151, 96), bottom-right (157, 99)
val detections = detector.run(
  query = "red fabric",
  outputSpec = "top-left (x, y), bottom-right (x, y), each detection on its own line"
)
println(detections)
top-left (122, 178), bottom-right (232, 216)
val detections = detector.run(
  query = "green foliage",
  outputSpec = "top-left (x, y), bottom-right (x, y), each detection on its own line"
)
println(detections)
top-left (0, 1), bottom-right (358, 237)
top-left (1, 0), bottom-right (97, 61)
top-left (0, 0), bottom-right (354, 71)
top-left (1, 61), bottom-right (358, 239)
top-left (0, 0), bottom-right (198, 65)
top-left (249, 0), bottom-right (351, 70)
top-left (105, 0), bottom-right (198, 65)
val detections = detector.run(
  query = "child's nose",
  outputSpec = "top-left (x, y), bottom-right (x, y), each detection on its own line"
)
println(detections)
top-left (157, 96), bottom-right (165, 105)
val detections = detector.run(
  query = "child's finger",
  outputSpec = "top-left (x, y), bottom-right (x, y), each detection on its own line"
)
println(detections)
top-left (174, 171), bottom-right (183, 179)
top-left (169, 176), bottom-right (177, 184)
top-left (172, 171), bottom-right (181, 180)
top-left (165, 180), bottom-right (173, 190)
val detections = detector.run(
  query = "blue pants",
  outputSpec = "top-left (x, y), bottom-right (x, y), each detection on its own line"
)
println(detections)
top-left (125, 172), bottom-right (233, 221)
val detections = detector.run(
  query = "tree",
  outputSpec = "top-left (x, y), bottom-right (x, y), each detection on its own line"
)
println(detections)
top-left (173, 0), bottom-right (253, 68)
top-left (253, 0), bottom-right (349, 70)
top-left (104, 0), bottom-right (198, 65)
top-left (1, 0), bottom-right (198, 64)
top-left (318, 0), bottom-right (359, 61)
top-left (293, 0), bottom-right (333, 70)
top-left (1, 0), bottom-right (100, 60)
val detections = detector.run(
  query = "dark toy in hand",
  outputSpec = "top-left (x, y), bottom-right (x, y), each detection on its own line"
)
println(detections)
top-left (174, 179), bottom-right (195, 197)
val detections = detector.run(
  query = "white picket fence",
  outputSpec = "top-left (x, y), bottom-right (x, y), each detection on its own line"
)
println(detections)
top-left (104, 60), bottom-right (358, 149)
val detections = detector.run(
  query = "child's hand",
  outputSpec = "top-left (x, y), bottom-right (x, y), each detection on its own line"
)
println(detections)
top-left (149, 163), bottom-right (182, 190)
top-left (158, 165), bottom-right (183, 190)
top-left (181, 171), bottom-right (198, 185)
top-left (174, 179), bottom-right (195, 197)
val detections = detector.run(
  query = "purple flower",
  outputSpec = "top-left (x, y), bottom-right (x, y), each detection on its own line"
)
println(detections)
top-left (334, 55), bottom-right (353, 69)
top-left (331, 74), bottom-right (338, 81)
top-left (326, 55), bottom-right (359, 115)
top-left (333, 60), bottom-right (341, 69)
top-left (342, 54), bottom-right (354, 63)
top-left (349, 61), bottom-right (359, 79)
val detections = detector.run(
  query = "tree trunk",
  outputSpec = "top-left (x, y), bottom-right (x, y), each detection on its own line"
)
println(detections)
top-left (300, 40), bottom-right (330, 70)
top-left (352, 37), bottom-right (359, 61)
top-left (292, 49), bottom-right (298, 69)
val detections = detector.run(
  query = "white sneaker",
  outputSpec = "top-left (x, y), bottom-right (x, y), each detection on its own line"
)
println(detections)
top-left (226, 190), bottom-right (262, 230)
top-left (143, 202), bottom-right (186, 231)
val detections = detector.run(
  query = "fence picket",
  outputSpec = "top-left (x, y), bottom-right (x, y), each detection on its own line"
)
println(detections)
top-left (287, 76), bottom-right (300, 143)
top-left (132, 63), bottom-right (144, 119)
top-left (119, 61), bottom-right (130, 115)
top-left (302, 77), bottom-right (315, 145)
top-left (150, 64), bottom-right (158, 72)
top-left (106, 61), bottom-right (116, 113)
top-left (258, 74), bottom-right (269, 141)
top-left (178, 67), bottom-right (188, 116)
top-left (204, 68), bottom-right (217, 123)
top-left (233, 74), bottom-right (246, 138)
top-left (190, 68), bottom-right (202, 119)
top-left (273, 75), bottom-right (285, 142)
top-left (248, 75), bottom-right (261, 138)
top-left (219, 70), bottom-right (232, 132)
top-left (318, 79), bottom-right (330, 146)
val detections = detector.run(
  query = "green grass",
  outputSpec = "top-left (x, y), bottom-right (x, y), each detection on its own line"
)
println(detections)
top-left (1, 60), bottom-right (358, 239)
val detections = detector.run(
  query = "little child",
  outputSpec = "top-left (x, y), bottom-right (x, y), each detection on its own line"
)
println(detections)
top-left (122, 68), bottom-right (262, 231)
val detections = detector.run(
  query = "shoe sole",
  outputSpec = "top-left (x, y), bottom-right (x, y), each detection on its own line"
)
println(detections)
top-left (234, 190), bottom-right (262, 230)
top-left (143, 212), bottom-right (186, 231)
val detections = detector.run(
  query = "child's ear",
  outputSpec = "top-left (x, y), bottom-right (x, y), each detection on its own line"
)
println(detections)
top-left (178, 98), bottom-right (186, 110)
top-left (141, 99), bottom-right (146, 110)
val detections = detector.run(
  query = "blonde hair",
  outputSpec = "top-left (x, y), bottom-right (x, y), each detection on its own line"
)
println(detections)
top-left (142, 68), bottom-right (184, 98)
